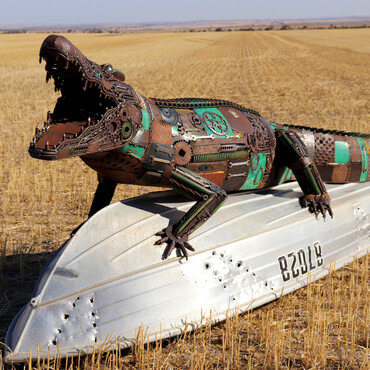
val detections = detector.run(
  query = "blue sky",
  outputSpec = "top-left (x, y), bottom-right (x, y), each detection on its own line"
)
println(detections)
top-left (0, 0), bottom-right (369, 26)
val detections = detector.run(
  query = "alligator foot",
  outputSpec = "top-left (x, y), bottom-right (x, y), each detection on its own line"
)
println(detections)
top-left (299, 193), bottom-right (333, 218)
top-left (155, 225), bottom-right (194, 260)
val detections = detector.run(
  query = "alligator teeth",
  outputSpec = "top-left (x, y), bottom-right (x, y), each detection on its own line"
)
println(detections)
top-left (83, 79), bottom-right (88, 91)
top-left (65, 60), bottom-right (69, 70)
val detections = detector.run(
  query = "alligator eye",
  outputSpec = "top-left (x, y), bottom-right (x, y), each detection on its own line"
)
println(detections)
top-left (102, 63), bottom-right (113, 73)
top-left (122, 122), bottom-right (132, 139)
top-left (112, 69), bottom-right (125, 81)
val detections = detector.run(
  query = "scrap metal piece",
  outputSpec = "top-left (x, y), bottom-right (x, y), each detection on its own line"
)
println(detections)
top-left (174, 141), bottom-right (192, 166)
top-left (202, 111), bottom-right (229, 136)
top-left (159, 107), bottom-right (179, 126)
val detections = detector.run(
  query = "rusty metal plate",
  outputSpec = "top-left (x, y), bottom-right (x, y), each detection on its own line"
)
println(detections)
top-left (219, 107), bottom-right (254, 135)
top-left (174, 141), bottom-right (192, 166)
top-left (314, 133), bottom-right (335, 165)
top-left (332, 164), bottom-right (349, 183)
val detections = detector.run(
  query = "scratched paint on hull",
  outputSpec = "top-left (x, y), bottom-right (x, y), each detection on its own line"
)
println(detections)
top-left (239, 153), bottom-right (267, 190)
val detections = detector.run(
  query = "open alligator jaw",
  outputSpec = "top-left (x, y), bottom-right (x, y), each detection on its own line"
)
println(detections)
top-left (29, 35), bottom-right (134, 160)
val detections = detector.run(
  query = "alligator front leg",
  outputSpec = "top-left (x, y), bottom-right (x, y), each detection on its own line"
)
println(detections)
top-left (277, 129), bottom-right (333, 218)
top-left (156, 167), bottom-right (227, 260)
top-left (88, 174), bottom-right (117, 218)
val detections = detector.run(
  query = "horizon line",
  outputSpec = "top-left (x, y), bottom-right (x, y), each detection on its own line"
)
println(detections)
top-left (1, 15), bottom-right (370, 29)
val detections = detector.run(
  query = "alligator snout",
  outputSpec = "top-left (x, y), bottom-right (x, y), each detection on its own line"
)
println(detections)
top-left (40, 34), bottom-right (83, 62)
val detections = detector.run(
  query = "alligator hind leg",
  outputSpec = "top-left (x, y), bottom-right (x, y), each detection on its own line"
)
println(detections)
top-left (276, 129), bottom-right (333, 218)
top-left (156, 166), bottom-right (227, 260)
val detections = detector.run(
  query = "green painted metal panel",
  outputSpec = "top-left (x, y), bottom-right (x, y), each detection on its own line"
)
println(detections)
top-left (194, 107), bottom-right (234, 138)
top-left (141, 109), bottom-right (150, 130)
top-left (357, 138), bottom-right (369, 182)
top-left (116, 144), bottom-right (145, 158)
top-left (266, 120), bottom-right (280, 131)
top-left (171, 125), bottom-right (179, 136)
top-left (334, 141), bottom-right (350, 164)
top-left (240, 153), bottom-right (267, 190)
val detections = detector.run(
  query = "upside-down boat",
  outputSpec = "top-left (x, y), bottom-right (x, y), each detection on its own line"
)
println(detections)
top-left (4, 182), bottom-right (370, 362)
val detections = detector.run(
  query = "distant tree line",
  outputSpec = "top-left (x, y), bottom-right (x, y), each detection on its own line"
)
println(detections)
top-left (1, 23), bottom-right (368, 35)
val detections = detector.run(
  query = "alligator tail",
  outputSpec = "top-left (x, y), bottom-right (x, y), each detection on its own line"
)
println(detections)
top-left (289, 125), bottom-right (370, 183)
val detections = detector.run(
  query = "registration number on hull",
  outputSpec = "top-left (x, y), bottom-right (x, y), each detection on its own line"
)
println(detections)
top-left (278, 242), bottom-right (324, 282)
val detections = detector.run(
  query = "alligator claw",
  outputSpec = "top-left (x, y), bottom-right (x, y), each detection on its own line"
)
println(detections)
top-left (184, 241), bottom-right (195, 252)
top-left (166, 241), bottom-right (176, 258)
top-left (155, 225), bottom-right (194, 260)
top-left (299, 193), bottom-right (333, 219)
top-left (155, 230), bottom-right (166, 237)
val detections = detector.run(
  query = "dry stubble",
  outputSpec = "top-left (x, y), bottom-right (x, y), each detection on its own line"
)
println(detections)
top-left (0, 29), bottom-right (369, 368)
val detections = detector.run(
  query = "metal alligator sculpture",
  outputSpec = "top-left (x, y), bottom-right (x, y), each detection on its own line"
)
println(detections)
top-left (29, 35), bottom-right (370, 260)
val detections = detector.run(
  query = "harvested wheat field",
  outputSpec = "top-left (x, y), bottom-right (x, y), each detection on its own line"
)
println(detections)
top-left (0, 29), bottom-right (369, 368)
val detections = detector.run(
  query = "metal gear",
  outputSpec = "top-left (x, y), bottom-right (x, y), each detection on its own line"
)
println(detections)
top-left (203, 111), bottom-right (229, 135)
top-left (174, 141), bottom-right (193, 166)
top-left (104, 108), bottom-right (122, 141)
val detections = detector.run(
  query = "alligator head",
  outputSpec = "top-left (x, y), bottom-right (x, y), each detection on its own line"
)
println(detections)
top-left (29, 35), bottom-right (140, 160)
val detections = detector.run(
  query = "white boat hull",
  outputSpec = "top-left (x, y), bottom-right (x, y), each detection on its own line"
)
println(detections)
top-left (4, 182), bottom-right (370, 362)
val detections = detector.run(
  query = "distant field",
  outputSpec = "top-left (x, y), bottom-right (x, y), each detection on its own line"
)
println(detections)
top-left (0, 29), bottom-right (369, 368)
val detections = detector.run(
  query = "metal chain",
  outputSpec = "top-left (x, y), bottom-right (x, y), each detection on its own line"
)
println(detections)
top-left (151, 98), bottom-right (369, 138)
top-left (150, 97), bottom-right (259, 116)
